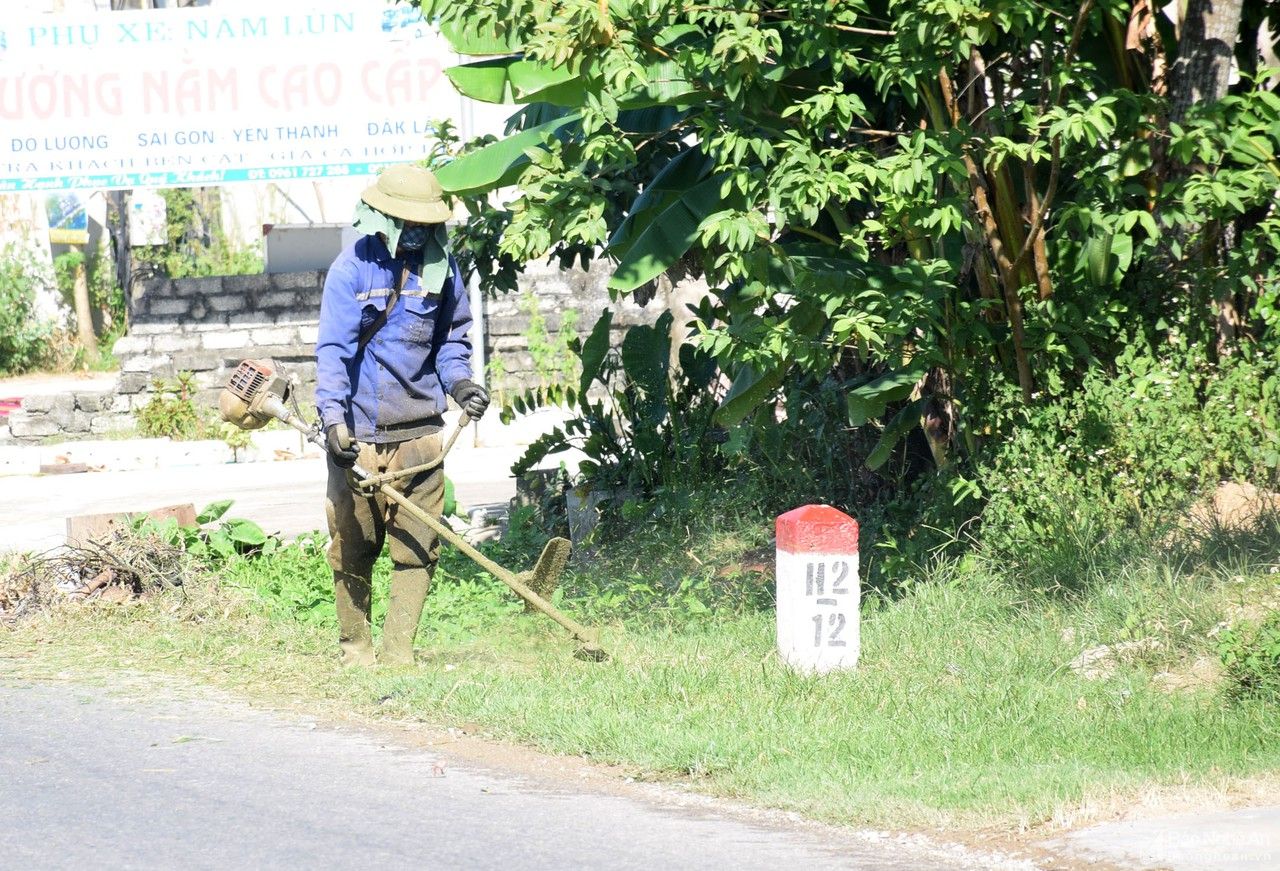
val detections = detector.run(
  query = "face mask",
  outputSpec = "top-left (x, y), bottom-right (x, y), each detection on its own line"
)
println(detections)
top-left (398, 224), bottom-right (428, 252)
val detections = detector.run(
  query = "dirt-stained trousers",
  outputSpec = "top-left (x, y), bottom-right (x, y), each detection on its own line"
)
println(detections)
top-left (324, 430), bottom-right (444, 666)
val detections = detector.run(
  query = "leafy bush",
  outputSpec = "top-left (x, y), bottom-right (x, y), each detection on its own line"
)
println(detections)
top-left (218, 421), bottom-right (254, 460)
top-left (134, 372), bottom-right (211, 440)
top-left (133, 500), bottom-right (275, 564)
top-left (802, 338), bottom-right (1280, 595)
top-left (1218, 611), bottom-right (1280, 701)
top-left (976, 343), bottom-right (1280, 563)
top-left (222, 532), bottom-right (336, 624)
top-left (133, 187), bottom-right (262, 279)
top-left (512, 309), bottom-right (724, 493)
top-left (0, 247), bottom-right (56, 375)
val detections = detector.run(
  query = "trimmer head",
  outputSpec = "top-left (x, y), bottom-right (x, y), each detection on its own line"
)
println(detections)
top-left (520, 536), bottom-right (607, 660)
top-left (574, 633), bottom-right (609, 662)
top-left (525, 537), bottom-right (571, 610)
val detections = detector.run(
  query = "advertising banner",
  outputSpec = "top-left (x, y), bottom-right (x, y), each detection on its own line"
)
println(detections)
top-left (0, 2), bottom-right (464, 192)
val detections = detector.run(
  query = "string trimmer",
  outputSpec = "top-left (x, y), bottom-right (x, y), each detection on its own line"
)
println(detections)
top-left (217, 358), bottom-right (605, 661)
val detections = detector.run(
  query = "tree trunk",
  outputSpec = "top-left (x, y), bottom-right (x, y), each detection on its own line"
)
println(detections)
top-left (937, 69), bottom-right (1035, 403)
top-left (1169, 0), bottom-right (1244, 123)
top-left (70, 247), bottom-right (101, 365)
top-left (1166, 0), bottom-right (1245, 355)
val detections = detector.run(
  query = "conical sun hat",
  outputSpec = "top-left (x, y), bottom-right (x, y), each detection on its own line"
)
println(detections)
top-left (360, 164), bottom-right (452, 224)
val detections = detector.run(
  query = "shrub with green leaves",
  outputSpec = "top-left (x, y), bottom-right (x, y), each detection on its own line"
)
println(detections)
top-left (132, 187), bottom-right (262, 279)
top-left (0, 247), bottom-right (56, 375)
top-left (1218, 611), bottom-right (1280, 701)
top-left (977, 343), bottom-right (1280, 549)
top-left (133, 500), bottom-right (275, 564)
top-left (512, 309), bottom-right (723, 492)
top-left (134, 372), bottom-right (209, 440)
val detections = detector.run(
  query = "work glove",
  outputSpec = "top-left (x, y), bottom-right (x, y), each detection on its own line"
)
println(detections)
top-left (325, 423), bottom-right (360, 469)
top-left (450, 380), bottom-right (490, 420)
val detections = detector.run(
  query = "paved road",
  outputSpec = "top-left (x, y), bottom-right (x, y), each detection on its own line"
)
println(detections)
top-left (0, 447), bottom-right (524, 554)
top-left (1049, 805), bottom-right (1280, 871)
top-left (0, 679), bottom-right (1014, 871)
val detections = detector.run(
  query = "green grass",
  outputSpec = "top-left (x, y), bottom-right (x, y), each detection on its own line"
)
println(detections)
top-left (4, 507), bottom-right (1278, 833)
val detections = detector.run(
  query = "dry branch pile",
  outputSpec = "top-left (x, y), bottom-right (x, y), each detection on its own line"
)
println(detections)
top-left (0, 530), bottom-right (190, 623)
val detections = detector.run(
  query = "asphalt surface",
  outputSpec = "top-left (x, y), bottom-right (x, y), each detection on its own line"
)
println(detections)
top-left (1050, 805), bottom-right (1280, 870)
top-left (0, 450), bottom-right (521, 554)
top-left (0, 679), bottom-right (1015, 871)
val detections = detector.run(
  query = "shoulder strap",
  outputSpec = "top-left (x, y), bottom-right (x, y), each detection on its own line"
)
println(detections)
top-left (355, 265), bottom-right (408, 354)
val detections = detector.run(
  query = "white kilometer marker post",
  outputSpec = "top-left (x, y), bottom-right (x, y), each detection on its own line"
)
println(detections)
top-left (775, 505), bottom-right (860, 674)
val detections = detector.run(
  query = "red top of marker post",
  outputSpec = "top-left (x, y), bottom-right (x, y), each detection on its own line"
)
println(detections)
top-left (776, 505), bottom-right (859, 554)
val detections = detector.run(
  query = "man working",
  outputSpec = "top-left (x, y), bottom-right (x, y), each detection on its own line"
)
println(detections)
top-left (315, 163), bottom-right (489, 667)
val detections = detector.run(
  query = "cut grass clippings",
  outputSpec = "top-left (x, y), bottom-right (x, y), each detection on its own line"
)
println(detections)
top-left (3, 525), bottom-right (1278, 835)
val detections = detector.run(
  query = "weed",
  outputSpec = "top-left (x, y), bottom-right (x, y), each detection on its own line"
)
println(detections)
top-left (133, 499), bottom-right (275, 564)
top-left (221, 532), bottom-right (336, 625)
top-left (133, 372), bottom-right (211, 440)
top-left (219, 421), bottom-right (253, 461)
top-left (1219, 611), bottom-right (1280, 701)
top-left (486, 290), bottom-right (580, 409)
top-left (521, 291), bottom-right (579, 390)
top-left (978, 344), bottom-right (1279, 560)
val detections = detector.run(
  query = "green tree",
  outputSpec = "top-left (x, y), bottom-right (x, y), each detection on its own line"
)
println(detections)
top-left (133, 188), bottom-right (262, 280)
top-left (415, 0), bottom-right (1280, 478)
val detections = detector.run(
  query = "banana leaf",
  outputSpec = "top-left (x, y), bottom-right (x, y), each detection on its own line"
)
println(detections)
top-left (846, 368), bottom-right (924, 427)
top-left (713, 363), bottom-right (787, 426)
top-left (578, 309), bottom-right (614, 397)
top-left (445, 56), bottom-right (585, 107)
top-left (435, 113), bottom-right (580, 196)
top-left (608, 146), bottom-right (713, 258)
top-left (866, 398), bottom-right (927, 470)
top-left (607, 172), bottom-right (725, 293)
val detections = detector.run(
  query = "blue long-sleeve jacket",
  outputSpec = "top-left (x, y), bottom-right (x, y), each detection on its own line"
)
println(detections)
top-left (315, 234), bottom-right (473, 443)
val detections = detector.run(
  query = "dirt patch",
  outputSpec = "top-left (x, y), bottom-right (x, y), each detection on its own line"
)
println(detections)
top-left (1151, 655), bottom-right (1225, 694)
top-left (1030, 774), bottom-right (1280, 832)
top-left (1186, 482), bottom-right (1280, 534)
top-left (1068, 639), bottom-right (1161, 681)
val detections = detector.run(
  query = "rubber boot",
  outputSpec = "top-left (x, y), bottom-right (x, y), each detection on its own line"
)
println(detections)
top-left (333, 568), bottom-right (376, 668)
top-left (379, 565), bottom-right (433, 666)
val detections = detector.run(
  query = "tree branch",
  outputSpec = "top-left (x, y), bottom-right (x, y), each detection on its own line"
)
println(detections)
top-left (939, 67), bottom-right (1034, 403)
top-left (1010, 0), bottom-right (1093, 276)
